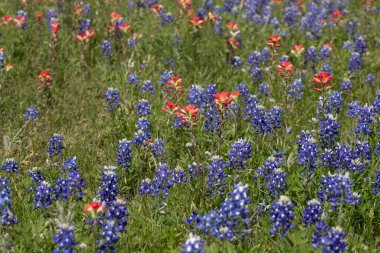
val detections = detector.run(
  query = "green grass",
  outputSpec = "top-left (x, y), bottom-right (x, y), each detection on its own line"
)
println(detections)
top-left (0, 0), bottom-right (380, 252)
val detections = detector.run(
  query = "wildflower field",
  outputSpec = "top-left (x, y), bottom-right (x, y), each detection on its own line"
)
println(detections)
top-left (0, 0), bottom-right (380, 252)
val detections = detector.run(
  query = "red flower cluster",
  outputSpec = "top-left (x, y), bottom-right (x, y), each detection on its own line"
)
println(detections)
top-left (75, 29), bottom-right (95, 43)
top-left (277, 61), bottom-right (294, 79)
top-left (225, 22), bottom-right (240, 50)
top-left (312, 72), bottom-right (334, 92)
top-left (267, 35), bottom-right (281, 49)
top-left (38, 69), bottom-right (51, 86)
top-left (176, 104), bottom-right (199, 127)
top-left (214, 91), bottom-right (240, 111)
top-left (165, 75), bottom-right (184, 94)
top-left (291, 44), bottom-right (304, 57)
top-left (84, 201), bottom-right (106, 214)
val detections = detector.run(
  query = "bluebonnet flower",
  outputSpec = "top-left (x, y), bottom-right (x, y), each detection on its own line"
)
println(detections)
top-left (205, 84), bottom-right (218, 104)
top-left (260, 48), bottom-right (270, 65)
top-left (267, 168), bottom-right (287, 195)
top-left (257, 151), bottom-right (286, 195)
top-left (205, 156), bottom-right (227, 195)
top-left (128, 38), bottom-right (139, 49)
top-left (173, 166), bottom-right (188, 184)
top-left (345, 21), bottom-right (355, 37)
top-left (151, 138), bottom-right (164, 158)
top-left (186, 183), bottom-right (250, 240)
top-left (347, 103), bottom-right (375, 135)
top-left (302, 199), bottom-right (322, 227)
top-left (46, 8), bottom-right (58, 24)
top-left (53, 224), bottom-right (77, 253)
top-left (83, 3), bottom-right (91, 16)
top-left (279, 55), bottom-right (289, 63)
top-left (288, 79), bottom-right (304, 101)
top-left (28, 167), bottom-right (45, 185)
top-left (318, 114), bottom-right (340, 148)
top-left (116, 139), bottom-right (132, 169)
top-left (126, 73), bottom-right (139, 86)
top-left (320, 64), bottom-right (333, 75)
top-left (138, 163), bottom-right (174, 198)
top-left (348, 52), bottom-right (362, 72)
top-left (204, 106), bottom-right (221, 133)
top-left (235, 82), bottom-right (250, 100)
top-left (0, 49), bottom-right (5, 69)
top-left (33, 181), bottom-right (54, 208)
top-left (354, 35), bottom-right (366, 55)
top-left (181, 233), bottom-right (205, 253)
top-left (0, 177), bottom-right (18, 226)
top-left (372, 170), bottom-right (380, 194)
top-left (133, 117), bottom-right (151, 146)
top-left (372, 90), bottom-right (380, 114)
top-left (318, 172), bottom-right (361, 209)
top-left (47, 134), bottom-right (64, 158)
top-left (342, 41), bottom-right (353, 50)
top-left (97, 166), bottom-right (119, 205)
top-left (23, 106), bottom-right (39, 122)
top-left (158, 70), bottom-right (172, 86)
top-left (247, 51), bottom-right (261, 67)
top-left (259, 83), bottom-right (270, 97)
top-left (249, 67), bottom-right (263, 82)
top-left (212, 16), bottom-right (223, 34)
top-left (141, 80), bottom-right (154, 94)
top-left (283, 5), bottom-right (297, 26)
top-left (1, 159), bottom-right (18, 174)
top-left (135, 99), bottom-right (151, 115)
top-left (188, 85), bottom-right (206, 108)
top-left (326, 91), bottom-right (343, 114)
top-left (79, 19), bottom-right (91, 34)
top-left (105, 199), bottom-right (129, 233)
top-left (104, 87), bottom-right (120, 112)
top-left (313, 225), bottom-right (347, 253)
top-left (16, 10), bottom-right (28, 30)
top-left (231, 56), bottom-right (243, 69)
top-left (54, 157), bottom-right (86, 201)
top-left (101, 41), bottom-right (112, 60)
top-left (97, 220), bottom-right (119, 252)
top-left (269, 196), bottom-right (295, 237)
top-left (340, 79), bottom-right (352, 91)
top-left (305, 46), bottom-right (317, 67)
top-left (296, 131), bottom-right (320, 173)
top-left (319, 45), bottom-right (332, 62)
top-left (188, 163), bottom-right (203, 179)
top-left (270, 17), bottom-right (279, 27)
top-left (365, 74), bottom-right (376, 85)
top-left (227, 139), bottom-right (252, 169)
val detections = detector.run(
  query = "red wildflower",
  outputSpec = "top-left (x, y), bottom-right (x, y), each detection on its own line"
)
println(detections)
top-left (75, 7), bottom-right (84, 15)
top-left (207, 12), bottom-right (218, 23)
top-left (13, 16), bottom-right (25, 28)
top-left (5, 63), bottom-right (12, 71)
top-left (51, 21), bottom-right (60, 33)
top-left (189, 17), bottom-right (204, 29)
top-left (176, 105), bottom-right (199, 127)
top-left (277, 61), bottom-right (294, 78)
top-left (162, 100), bottom-right (180, 114)
top-left (111, 12), bottom-right (122, 22)
top-left (38, 69), bottom-right (51, 86)
top-left (84, 201), bottom-right (106, 213)
top-left (225, 37), bottom-right (240, 49)
top-left (150, 5), bottom-right (164, 16)
top-left (332, 10), bottom-right (343, 21)
top-left (2, 16), bottom-right (12, 25)
top-left (165, 75), bottom-right (184, 93)
top-left (267, 35), bottom-right (281, 49)
top-left (178, 0), bottom-right (192, 8)
top-left (37, 12), bottom-right (43, 20)
top-left (291, 44), bottom-right (304, 56)
top-left (312, 72), bottom-right (334, 92)
top-left (226, 22), bottom-right (239, 31)
top-left (214, 91), bottom-right (240, 111)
